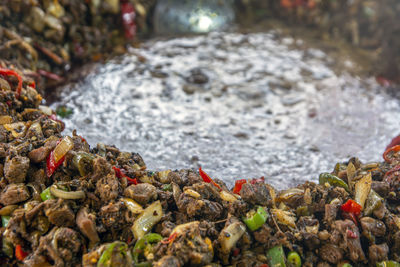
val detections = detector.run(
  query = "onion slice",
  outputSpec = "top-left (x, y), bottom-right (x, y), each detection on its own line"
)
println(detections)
top-left (50, 185), bottom-right (85, 200)
top-left (132, 200), bottom-right (163, 240)
top-left (354, 173), bottom-right (372, 209)
top-left (218, 221), bottom-right (246, 254)
top-left (53, 136), bottom-right (74, 163)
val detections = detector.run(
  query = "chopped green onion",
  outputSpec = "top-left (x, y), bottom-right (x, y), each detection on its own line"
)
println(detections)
top-left (243, 206), bottom-right (268, 231)
top-left (267, 245), bottom-right (286, 267)
top-left (97, 241), bottom-right (132, 267)
top-left (287, 251), bottom-right (301, 267)
top-left (161, 184), bottom-right (172, 191)
top-left (376, 261), bottom-right (400, 267)
top-left (133, 233), bottom-right (163, 263)
top-left (364, 189), bottom-right (383, 216)
top-left (56, 106), bottom-right (73, 118)
top-left (2, 238), bottom-right (13, 258)
top-left (135, 262), bottom-right (151, 267)
top-left (72, 152), bottom-right (95, 176)
top-left (1, 216), bottom-right (10, 227)
top-left (319, 173), bottom-right (349, 191)
top-left (40, 187), bottom-right (54, 201)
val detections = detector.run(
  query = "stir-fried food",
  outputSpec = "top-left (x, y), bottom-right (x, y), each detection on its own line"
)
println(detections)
top-left (1, 67), bottom-right (400, 267)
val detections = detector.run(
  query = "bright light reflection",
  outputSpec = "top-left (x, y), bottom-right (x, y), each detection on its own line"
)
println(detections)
top-left (197, 15), bottom-right (213, 32)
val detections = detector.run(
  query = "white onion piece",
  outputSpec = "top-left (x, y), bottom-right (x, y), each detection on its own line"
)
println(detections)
top-left (218, 222), bottom-right (246, 254)
top-left (38, 105), bottom-right (53, 116)
top-left (53, 136), bottom-right (74, 163)
top-left (50, 185), bottom-right (85, 200)
top-left (355, 173), bottom-right (372, 209)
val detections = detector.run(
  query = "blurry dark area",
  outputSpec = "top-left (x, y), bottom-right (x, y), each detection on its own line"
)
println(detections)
top-left (236, 0), bottom-right (400, 84)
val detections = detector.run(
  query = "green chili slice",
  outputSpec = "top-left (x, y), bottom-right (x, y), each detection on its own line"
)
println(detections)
top-left (133, 233), bottom-right (163, 263)
top-left (319, 173), bottom-right (349, 191)
top-left (287, 251), bottom-right (301, 267)
top-left (56, 106), bottom-right (73, 118)
top-left (376, 261), bottom-right (400, 267)
top-left (40, 187), bottom-right (54, 201)
top-left (364, 189), bottom-right (383, 216)
top-left (161, 184), bottom-right (172, 191)
top-left (1, 216), bottom-right (10, 228)
top-left (342, 263), bottom-right (353, 267)
top-left (72, 152), bottom-right (95, 176)
top-left (267, 245), bottom-right (286, 267)
top-left (97, 241), bottom-right (131, 267)
top-left (243, 206), bottom-right (268, 231)
top-left (2, 238), bottom-right (13, 258)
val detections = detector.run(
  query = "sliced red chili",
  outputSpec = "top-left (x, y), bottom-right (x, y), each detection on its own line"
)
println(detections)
top-left (384, 164), bottom-right (400, 183)
top-left (112, 166), bottom-right (138, 185)
top-left (342, 211), bottom-right (358, 226)
top-left (28, 80), bottom-right (36, 89)
top-left (346, 229), bottom-right (358, 239)
top-left (0, 68), bottom-right (22, 99)
top-left (15, 244), bottom-right (28, 261)
top-left (78, 135), bottom-right (87, 143)
top-left (121, 1), bottom-right (137, 40)
top-left (341, 199), bottom-right (362, 217)
top-left (46, 150), bottom-right (65, 177)
top-left (232, 247), bottom-right (240, 257)
top-left (233, 179), bottom-right (247, 194)
top-left (250, 176), bottom-right (265, 184)
top-left (385, 135), bottom-right (400, 151)
top-left (383, 145), bottom-right (400, 163)
top-left (199, 167), bottom-right (221, 191)
top-left (161, 232), bottom-right (177, 244)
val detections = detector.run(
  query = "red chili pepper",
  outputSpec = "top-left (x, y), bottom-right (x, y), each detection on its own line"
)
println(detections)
top-left (161, 232), bottom-right (177, 244)
top-left (384, 164), bottom-right (400, 183)
top-left (0, 68), bottom-right (22, 99)
top-left (46, 150), bottom-right (65, 177)
top-left (15, 244), bottom-right (28, 261)
top-left (121, 1), bottom-right (136, 40)
top-left (376, 75), bottom-right (393, 87)
top-left (112, 166), bottom-right (138, 185)
top-left (199, 167), bottom-right (222, 191)
top-left (258, 264), bottom-right (269, 267)
top-left (29, 80), bottom-right (36, 89)
top-left (341, 199), bottom-right (362, 217)
top-left (78, 135), bottom-right (86, 143)
top-left (232, 247), bottom-right (240, 257)
top-left (250, 176), bottom-right (265, 184)
top-left (383, 145), bottom-right (400, 163)
top-left (385, 135), bottom-right (400, 151)
top-left (346, 229), bottom-right (358, 239)
top-left (233, 179), bottom-right (247, 194)
top-left (342, 211), bottom-right (358, 226)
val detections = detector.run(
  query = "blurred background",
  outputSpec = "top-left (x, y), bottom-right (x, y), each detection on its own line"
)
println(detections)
top-left (1, 0), bottom-right (400, 188)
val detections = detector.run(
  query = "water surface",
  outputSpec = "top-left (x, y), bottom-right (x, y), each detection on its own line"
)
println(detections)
top-left (53, 31), bottom-right (400, 189)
